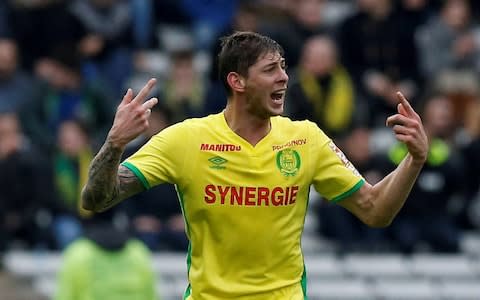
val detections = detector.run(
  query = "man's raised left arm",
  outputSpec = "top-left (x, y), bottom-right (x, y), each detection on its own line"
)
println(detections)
top-left (339, 92), bottom-right (428, 227)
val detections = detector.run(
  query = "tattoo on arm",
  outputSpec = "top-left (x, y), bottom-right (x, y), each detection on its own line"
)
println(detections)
top-left (81, 142), bottom-right (144, 212)
top-left (102, 165), bottom-right (144, 210)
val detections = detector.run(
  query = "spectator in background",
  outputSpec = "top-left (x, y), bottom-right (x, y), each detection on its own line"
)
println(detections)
top-left (130, 0), bottom-right (190, 50)
top-left (0, 1), bottom-right (12, 38)
top-left (49, 119), bottom-right (95, 250)
top-left (134, 0), bottom-right (191, 53)
top-left (123, 103), bottom-right (187, 251)
top-left (416, 0), bottom-right (480, 78)
top-left (337, 0), bottom-right (420, 127)
top-left (0, 112), bottom-right (52, 251)
top-left (286, 35), bottom-right (355, 140)
top-left (206, 1), bottom-right (263, 114)
top-left (71, 0), bottom-right (134, 98)
top-left (415, 0), bottom-right (480, 128)
top-left (130, 0), bottom-right (155, 50)
top-left (161, 49), bottom-right (206, 122)
top-left (180, 0), bottom-right (238, 51)
top-left (459, 98), bottom-right (480, 229)
top-left (8, 0), bottom-right (86, 71)
top-left (262, 0), bottom-right (330, 69)
top-left (208, 1), bottom-right (261, 82)
top-left (20, 44), bottom-right (114, 152)
top-left (55, 215), bottom-right (157, 300)
top-left (396, 0), bottom-right (433, 34)
top-left (0, 39), bottom-right (36, 113)
top-left (377, 94), bottom-right (465, 253)
top-left (152, 0), bottom-right (190, 28)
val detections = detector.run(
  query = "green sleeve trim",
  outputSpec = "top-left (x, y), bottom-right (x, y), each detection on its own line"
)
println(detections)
top-left (183, 284), bottom-right (192, 299)
top-left (331, 179), bottom-right (365, 203)
top-left (301, 264), bottom-right (308, 299)
top-left (121, 161), bottom-right (150, 190)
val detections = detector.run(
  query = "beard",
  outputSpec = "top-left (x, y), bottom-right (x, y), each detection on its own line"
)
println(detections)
top-left (245, 92), bottom-right (273, 119)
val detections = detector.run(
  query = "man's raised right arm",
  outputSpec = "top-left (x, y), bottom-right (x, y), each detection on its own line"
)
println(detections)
top-left (81, 78), bottom-right (158, 212)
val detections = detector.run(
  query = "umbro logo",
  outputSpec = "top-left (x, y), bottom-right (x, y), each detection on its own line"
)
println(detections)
top-left (209, 156), bottom-right (227, 169)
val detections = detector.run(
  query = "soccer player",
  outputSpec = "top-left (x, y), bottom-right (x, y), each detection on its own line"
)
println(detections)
top-left (81, 32), bottom-right (428, 300)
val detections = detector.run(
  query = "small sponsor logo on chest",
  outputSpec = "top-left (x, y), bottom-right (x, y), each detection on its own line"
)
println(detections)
top-left (208, 156), bottom-right (228, 169)
top-left (200, 143), bottom-right (241, 152)
top-left (272, 139), bottom-right (307, 151)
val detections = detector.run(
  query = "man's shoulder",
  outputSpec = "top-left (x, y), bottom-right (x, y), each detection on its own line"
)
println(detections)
top-left (273, 116), bottom-right (330, 146)
top-left (273, 115), bottom-right (317, 129)
top-left (174, 113), bottom-right (222, 129)
top-left (153, 113), bottom-right (223, 145)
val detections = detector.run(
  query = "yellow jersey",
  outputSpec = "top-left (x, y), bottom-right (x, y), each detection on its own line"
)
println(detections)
top-left (122, 112), bottom-right (364, 300)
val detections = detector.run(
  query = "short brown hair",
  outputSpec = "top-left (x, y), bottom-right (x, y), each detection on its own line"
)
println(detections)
top-left (218, 31), bottom-right (284, 96)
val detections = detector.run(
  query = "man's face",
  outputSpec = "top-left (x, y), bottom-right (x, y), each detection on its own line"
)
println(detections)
top-left (302, 37), bottom-right (336, 76)
top-left (243, 52), bottom-right (289, 118)
top-left (57, 121), bottom-right (89, 157)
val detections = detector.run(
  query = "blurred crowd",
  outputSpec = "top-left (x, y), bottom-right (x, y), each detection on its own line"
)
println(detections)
top-left (0, 0), bottom-right (479, 255)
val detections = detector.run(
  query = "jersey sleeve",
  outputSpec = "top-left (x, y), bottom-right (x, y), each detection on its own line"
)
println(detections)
top-left (121, 121), bottom-right (189, 189)
top-left (309, 122), bottom-right (364, 202)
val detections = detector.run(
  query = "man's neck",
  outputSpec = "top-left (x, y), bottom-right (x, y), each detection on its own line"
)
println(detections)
top-left (224, 101), bottom-right (271, 147)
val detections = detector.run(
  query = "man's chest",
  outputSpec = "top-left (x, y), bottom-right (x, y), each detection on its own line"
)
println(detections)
top-left (192, 139), bottom-right (309, 181)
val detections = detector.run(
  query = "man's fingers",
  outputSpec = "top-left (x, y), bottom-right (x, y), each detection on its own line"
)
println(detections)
top-left (394, 133), bottom-right (411, 144)
top-left (132, 78), bottom-right (157, 105)
top-left (386, 114), bottom-right (412, 127)
top-left (396, 91), bottom-right (415, 117)
top-left (398, 103), bottom-right (408, 117)
top-left (392, 124), bottom-right (417, 138)
top-left (142, 97), bottom-right (158, 110)
top-left (121, 88), bottom-right (133, 105)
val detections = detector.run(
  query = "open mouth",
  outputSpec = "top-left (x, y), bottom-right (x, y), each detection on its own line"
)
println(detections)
top-left (270, 90), bottom-right (286, 102)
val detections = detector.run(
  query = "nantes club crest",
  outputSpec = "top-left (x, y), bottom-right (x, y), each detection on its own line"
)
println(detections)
top-left (276, 149), bottom-right (301, 176)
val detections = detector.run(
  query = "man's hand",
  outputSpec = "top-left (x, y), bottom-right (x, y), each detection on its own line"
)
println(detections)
top-left (107, 78), bottom-right (158, 149)
top-left (386, 92), bottom-right (428, 164)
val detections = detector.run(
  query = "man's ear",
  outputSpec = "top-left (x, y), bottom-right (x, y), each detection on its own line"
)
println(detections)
top-left (227, 72), bottom-right (245, 93)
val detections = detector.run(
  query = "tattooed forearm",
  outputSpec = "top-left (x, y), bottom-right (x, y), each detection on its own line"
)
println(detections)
top-left (100, 165), bottom-right (144, 211)
top-left (81, 141), bottom-right (125, 212)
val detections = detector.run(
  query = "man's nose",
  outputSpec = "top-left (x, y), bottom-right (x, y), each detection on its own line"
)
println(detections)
top-left (278, 69), bottom-right (289, 83)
